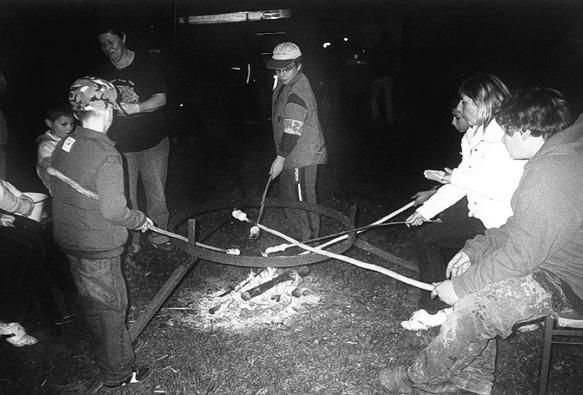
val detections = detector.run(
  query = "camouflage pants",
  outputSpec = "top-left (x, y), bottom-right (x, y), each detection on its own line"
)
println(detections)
top-left (408, 273), bottom-right (569, 395)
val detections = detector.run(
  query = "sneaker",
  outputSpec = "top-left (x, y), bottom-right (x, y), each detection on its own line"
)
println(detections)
top-left (516, 322), bottom-right (541, 333)
top-left (150, 240), bottom-right (174, 252)
top-left (378, 366), bottom-right (414, 393)
top-left (102, 365), bottom-right (152, 389)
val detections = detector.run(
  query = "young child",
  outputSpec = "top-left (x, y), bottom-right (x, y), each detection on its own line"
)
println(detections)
top-left (50, 77), bottom-right (153, 389)
top-left (36, 106), bottom-right (75, 191)
top-left (266, 42), bottom-right (327, 241)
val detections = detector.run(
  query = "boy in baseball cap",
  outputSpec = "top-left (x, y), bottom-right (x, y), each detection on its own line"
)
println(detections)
top-left (50, 76), bottom-right (153, 389)
top-left (266, 42), bottom-right (327, 240)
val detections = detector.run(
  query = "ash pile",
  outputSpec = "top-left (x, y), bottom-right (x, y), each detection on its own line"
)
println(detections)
top-left (172, 266), bottom-right (319, 332)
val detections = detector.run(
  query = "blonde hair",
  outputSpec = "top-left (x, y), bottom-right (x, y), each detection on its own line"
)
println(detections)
top-left (458, 73), bottom-right (510, 127)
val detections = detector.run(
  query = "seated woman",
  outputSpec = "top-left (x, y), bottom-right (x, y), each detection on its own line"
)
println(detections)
top-left (406, 73), bottom-right (526, 312)
top-left (0, 179), bottom-right (44, 346)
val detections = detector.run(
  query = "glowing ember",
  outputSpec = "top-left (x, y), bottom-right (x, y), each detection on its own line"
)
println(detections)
top-left (171, 268), bottom-right (319, 332)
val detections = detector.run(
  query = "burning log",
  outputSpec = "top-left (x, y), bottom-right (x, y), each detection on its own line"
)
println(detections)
top-left (240, 266), bottom-right (310, 301)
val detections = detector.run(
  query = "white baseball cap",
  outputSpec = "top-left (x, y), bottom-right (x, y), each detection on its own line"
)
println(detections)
top-left (266, 42), bottom-right (302, 69)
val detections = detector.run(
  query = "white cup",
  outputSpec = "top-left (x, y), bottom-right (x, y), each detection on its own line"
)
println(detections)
top-left (22, 192), bottom-right (48, 222)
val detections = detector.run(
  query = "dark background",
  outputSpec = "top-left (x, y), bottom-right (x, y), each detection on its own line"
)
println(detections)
top-left (2, 0), bottom-right (583, 190)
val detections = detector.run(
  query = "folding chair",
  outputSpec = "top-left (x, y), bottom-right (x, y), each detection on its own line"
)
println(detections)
top-left (538, 311), bottom-right (583, 395)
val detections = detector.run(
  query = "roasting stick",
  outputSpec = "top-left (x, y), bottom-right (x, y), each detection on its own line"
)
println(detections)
top-left (249, 175), bottom-right (272, 239)
top-left (265, 201), bottom-right (416, 255)
top-left (148, 225), bottom-right (240, 255)
top-left (233, 209), bottom-right (433, 291)
top-left (48, 167), bottom-right (239, 255)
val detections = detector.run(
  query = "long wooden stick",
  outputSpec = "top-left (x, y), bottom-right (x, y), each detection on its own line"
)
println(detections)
top-left (298, 201), bottom-right (415, 255)
top-left (149, 224), bottom-right (240, 255)
top-left (47, 167), bottom-right (99, 199)
top-left (257, 175), bottom-right (272, 225)
top-left (264, 201), bottom-right (415, 255)
top-left (239, 215), bottom-right (432, 291)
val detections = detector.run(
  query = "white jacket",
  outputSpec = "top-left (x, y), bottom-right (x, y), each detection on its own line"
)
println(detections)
top-left (416, 120), bottom-right (526, 229)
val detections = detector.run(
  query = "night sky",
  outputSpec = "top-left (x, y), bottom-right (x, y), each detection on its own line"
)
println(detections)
top-left (2, 0), bottom-right (583, 158)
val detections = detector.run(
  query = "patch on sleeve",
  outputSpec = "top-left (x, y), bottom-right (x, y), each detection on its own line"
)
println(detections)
top-left (287, 93), bottom-right (307, 109)
top-left (283, 119), bottom-right (303, 135)
top-left (61, 137), bottom-right (76, 153)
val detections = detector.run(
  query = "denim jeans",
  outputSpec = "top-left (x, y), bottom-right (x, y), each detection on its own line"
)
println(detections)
top-left (68, 255), bottom-right (134, 385)
top-left (279, 165), bottom-right (320, 241)
top-left (124, 136), bottom-right (170, 246)
top-left (407, 273), bottom-right (568, 394)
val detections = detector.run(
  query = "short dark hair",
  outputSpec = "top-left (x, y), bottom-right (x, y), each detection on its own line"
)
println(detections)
top-left (496, 87), bottom-right (572, 140)
top-left (95, 19), bottom-right (126, 38)
top-left (45, 105), bottom-right (74, 122)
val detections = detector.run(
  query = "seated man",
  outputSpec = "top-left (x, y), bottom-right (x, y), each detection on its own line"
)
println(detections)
top-left (379, 87), bottom-right (580, 394)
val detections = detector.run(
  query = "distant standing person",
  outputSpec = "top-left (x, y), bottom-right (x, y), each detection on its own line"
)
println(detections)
top-left (97, 22), bottom-right (173, 261)
top-left (0, 69), bottom-right (8, 179)
top-left (369, 28), bottom-right (400, 125)
top-left (266, 42), bottom-right (327, 241)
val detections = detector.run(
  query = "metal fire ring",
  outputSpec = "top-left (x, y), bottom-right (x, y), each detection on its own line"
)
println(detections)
top-left (172, 198), bottom-right (356, 268)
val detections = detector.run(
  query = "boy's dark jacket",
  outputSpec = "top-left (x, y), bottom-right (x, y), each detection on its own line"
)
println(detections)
top-left (454, 113), bottom-right (583, 306)
top-left (50, 127), bottom-right (145, 258)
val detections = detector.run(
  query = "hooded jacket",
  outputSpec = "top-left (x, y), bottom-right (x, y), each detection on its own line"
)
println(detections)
top-left (453, 114), bottom-right (583, 305)
top-left (50, 127), bottom-right (146, 258)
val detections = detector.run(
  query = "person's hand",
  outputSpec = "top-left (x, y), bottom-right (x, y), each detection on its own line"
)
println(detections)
top-left (0, 214), bottom-right (16, 227)
top-left (411, 189), bottom-right (437, 206)
top-left (423, 169), bottom-right (447, 184)
top-left (269, 156), bottom-right (285, 179)
top-left (119, 102), bottom-right (140, 116)
top-left (446, 250), bottom-right (472, 278)
top-left (20, 194), bottom-right (35, 217)
top-left (431, 280), bottom-right (460, 306)
top-left (405, 211), bottom-right (427, 227)
top-left (137, 217), bottom-right (154, 233)
top-left (441, 167), bottom-right (453, 183)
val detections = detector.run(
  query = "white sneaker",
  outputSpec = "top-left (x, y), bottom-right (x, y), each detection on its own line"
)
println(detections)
top-left (0, 322), bottom-right (38, 347)
top-left (517, 322), bottom-right (541, 333)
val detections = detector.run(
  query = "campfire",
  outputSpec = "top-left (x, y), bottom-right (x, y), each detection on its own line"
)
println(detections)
top-left (171, 267), bottom-right (320, 332)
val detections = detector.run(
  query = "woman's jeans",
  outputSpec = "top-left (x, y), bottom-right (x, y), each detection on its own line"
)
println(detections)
top-left (124, 136), bottom-right (170, 247)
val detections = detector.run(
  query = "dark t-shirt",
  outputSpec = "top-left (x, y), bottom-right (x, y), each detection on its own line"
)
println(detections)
top-left (99, 52), bottom-right (167, 153)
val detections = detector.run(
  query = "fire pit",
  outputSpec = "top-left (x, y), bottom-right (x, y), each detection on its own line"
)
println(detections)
top-left (129, 199), bottom-right (356, 340)
top-left (171, 267), bottom-right (319, 332)
top-left (172, 198), bottom-right (357, 268)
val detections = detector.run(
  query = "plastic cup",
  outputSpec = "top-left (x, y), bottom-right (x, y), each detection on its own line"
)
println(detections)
top-left (22, 192), bottom-right (48, 222)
